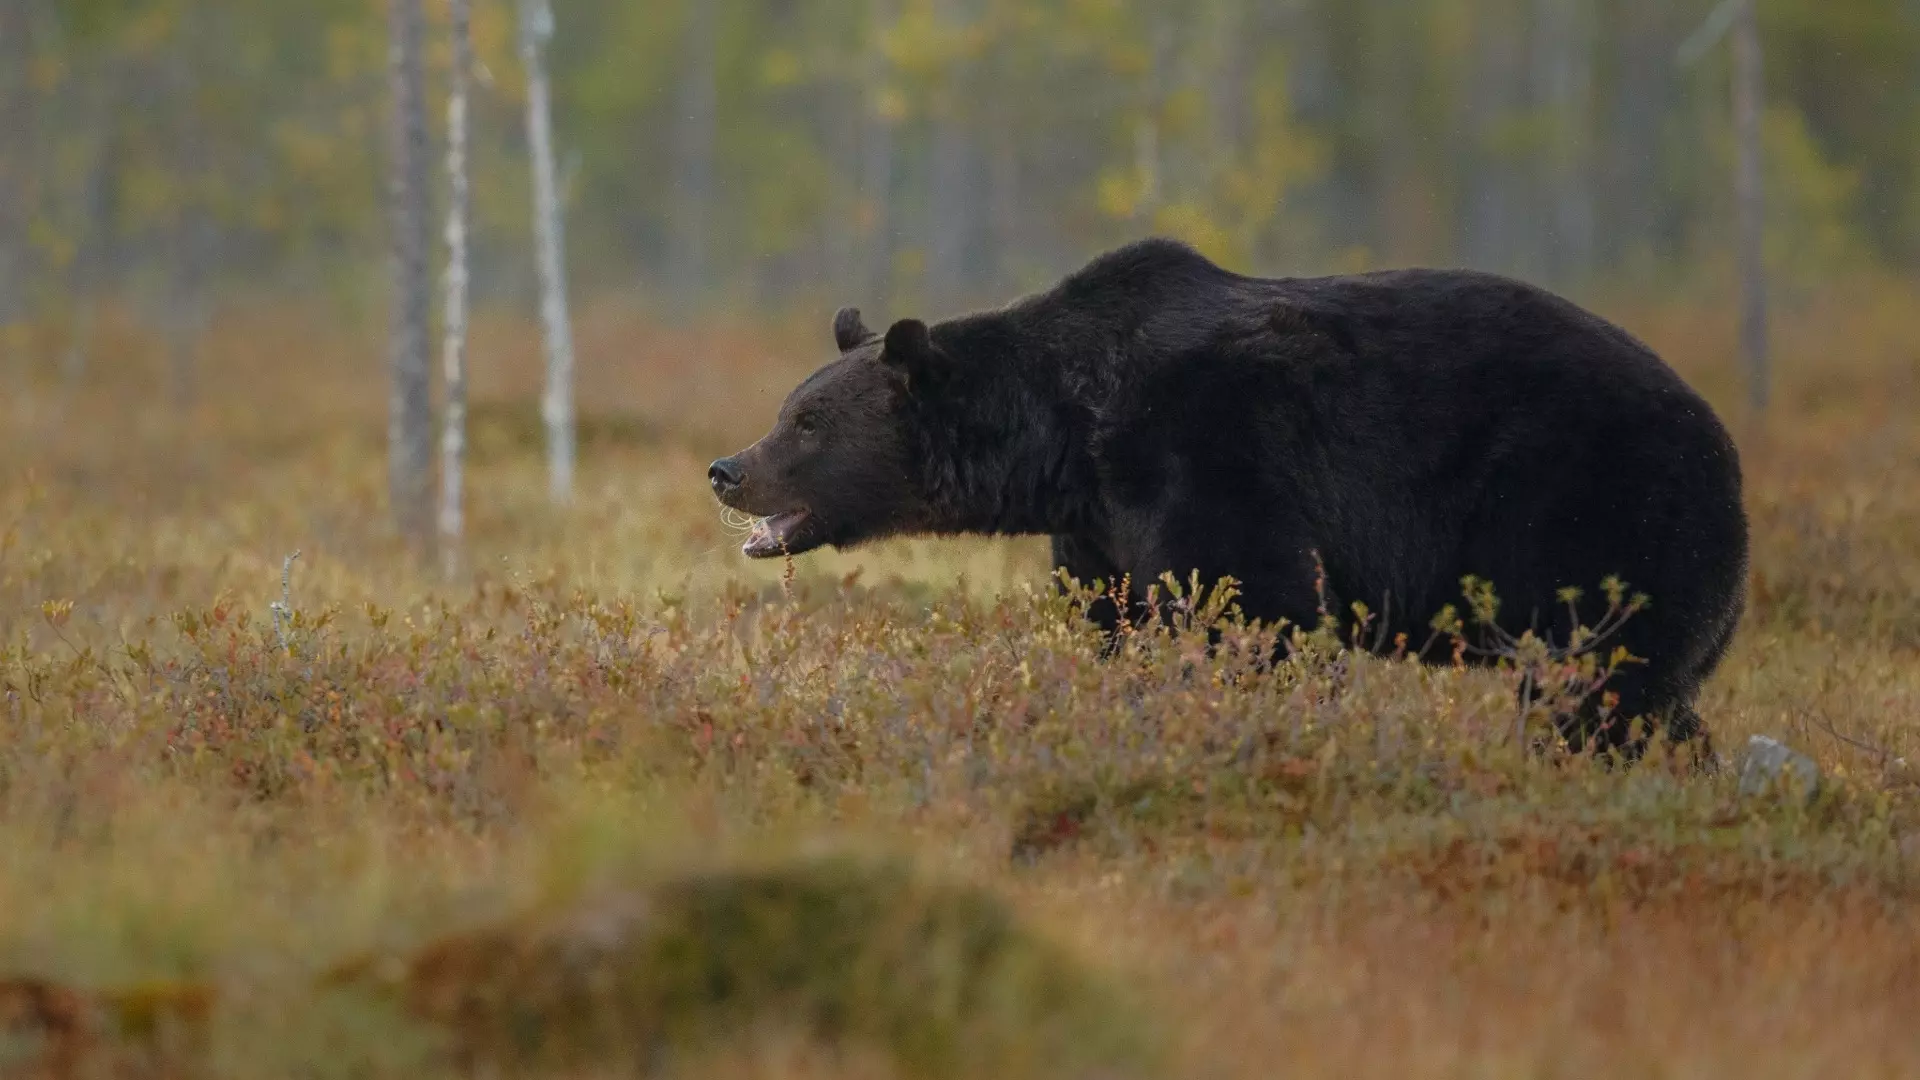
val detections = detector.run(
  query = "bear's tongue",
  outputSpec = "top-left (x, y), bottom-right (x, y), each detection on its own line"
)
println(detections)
top-left (742, 509), bottom-right (812, 558)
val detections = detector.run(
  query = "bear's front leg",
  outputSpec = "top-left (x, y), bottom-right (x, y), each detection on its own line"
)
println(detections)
top-left (1049, 533), bottom-right (1135, 651)
top-left (1129, 531), bottom-right (1338, 647)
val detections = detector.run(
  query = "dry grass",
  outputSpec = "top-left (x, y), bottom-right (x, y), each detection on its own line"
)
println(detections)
top-left (0, 275), bottom-right (1918, 1077)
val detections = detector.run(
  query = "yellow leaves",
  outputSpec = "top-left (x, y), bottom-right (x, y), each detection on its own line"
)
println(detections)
top-left (271, 120), bottom-right (346, 181)
top-left (1102, 40), bottom-right (1152, 79)
top-left (1159, 88), bottom-right (1206, 141)
top-left (1762, 104), bottom-right (1870, 281)
top-left (121, 7), bottom-right (181, 52)
top-left (470, 0), bottom-right (518, 78)
top-left (760, 47), bottom-right (804, 88)
top-left (41, 599), bottom-right (73, 630)
top-left (324, 20), bottom-right (384, 84)
top-left (1147, 202), bottom-right (1237, 267)
top-left (883, 1), bottom-right (985, 78)
top-left (1095, 168), bottom-right (1147, 222)
top-left (1085, 27), bottom-right (1324, 267)
top-left (872, 85), bottom-right (909, 123)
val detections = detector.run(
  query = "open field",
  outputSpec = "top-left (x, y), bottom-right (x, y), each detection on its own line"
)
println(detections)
top-left (1, 278), bottom-right (1918, 1077)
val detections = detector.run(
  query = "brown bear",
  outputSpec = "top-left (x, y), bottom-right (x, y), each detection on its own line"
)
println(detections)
top-left (707, 238), bottom-right (1749, 760)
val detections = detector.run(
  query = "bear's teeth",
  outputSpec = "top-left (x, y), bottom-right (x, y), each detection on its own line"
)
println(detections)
top-left (742, 509), bottom-right (811, 557)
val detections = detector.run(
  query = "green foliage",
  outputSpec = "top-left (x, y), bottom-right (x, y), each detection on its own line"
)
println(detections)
top-left (334, 856), bottom-right (1154, 1078)
top-left (7, 0), bottom-right (1920, 321)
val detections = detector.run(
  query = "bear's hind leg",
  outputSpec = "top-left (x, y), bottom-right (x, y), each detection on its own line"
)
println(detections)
top-left (1549, 674), bottom-right (1715, 772)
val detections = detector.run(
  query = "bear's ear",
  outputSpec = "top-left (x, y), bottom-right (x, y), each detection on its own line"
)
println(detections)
top-left (832, 306), bottom-right (873, 352)
top-left (880, 318), bottom-right (938, 389)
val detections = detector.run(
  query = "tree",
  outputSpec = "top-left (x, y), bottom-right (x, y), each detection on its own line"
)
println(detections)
top-left (1535, 0), bottom-right (1596, 284)
top-left (1680, 0), bottom-right (1770, 412)
top-left (440, 0), bottom-right (474, 576)
top-left (0, 1), bottom-right (34, 340)
top-left (520, 0), bottom-right (576, 505)
top-left (1731, 0), bottom-right (1770, 412)
top-left (387, 0), bottom-right (435, 550)
top-left (8, 0), bottom-right (1916, 340)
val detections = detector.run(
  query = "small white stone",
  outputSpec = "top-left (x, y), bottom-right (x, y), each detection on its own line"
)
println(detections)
top-left (1737, 734), bottom-right (1821, 799)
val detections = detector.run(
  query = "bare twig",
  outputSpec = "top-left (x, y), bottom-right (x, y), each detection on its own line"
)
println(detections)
top-left (1809, 713), bottom-right (1893, 770)
top-left (1675, 0), bottom-right (1741, 68)
top-left (270, 550), bottom-right (302, 655)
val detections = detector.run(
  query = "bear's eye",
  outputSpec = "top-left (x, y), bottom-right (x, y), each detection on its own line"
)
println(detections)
top-left (795, 415), bottom-right (819, 437)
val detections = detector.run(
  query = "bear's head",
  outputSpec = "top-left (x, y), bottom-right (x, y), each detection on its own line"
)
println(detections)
top-left (708, 306), bottom-right (946, 559)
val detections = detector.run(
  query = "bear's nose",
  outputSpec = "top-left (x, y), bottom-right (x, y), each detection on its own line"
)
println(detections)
top-left (709, 457), bottom-right (745, 497)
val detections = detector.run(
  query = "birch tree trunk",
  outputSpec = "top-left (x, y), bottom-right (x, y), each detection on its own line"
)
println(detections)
top-left (1731, 0), bottom-right (1769, 412)
top-left (520, 0), bottom-right (576, 505)
top-left (440, 0), bottom-right (473, 576)
top-left (387, 0), bottom-right (435, 550)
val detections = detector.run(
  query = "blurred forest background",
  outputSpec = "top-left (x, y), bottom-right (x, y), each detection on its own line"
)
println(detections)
top-left (6, 6), bottom-right (1920, 1075)
top-left (2, 0), bottom-right (1916, 345)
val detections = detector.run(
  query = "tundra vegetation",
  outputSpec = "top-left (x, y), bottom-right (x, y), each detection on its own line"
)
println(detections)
top-left (0, 277), bottom-right (1916, 1078)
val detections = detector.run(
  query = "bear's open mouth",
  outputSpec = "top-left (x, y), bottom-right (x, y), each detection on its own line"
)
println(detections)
top-left (742, 508), bottom-right (816, 559)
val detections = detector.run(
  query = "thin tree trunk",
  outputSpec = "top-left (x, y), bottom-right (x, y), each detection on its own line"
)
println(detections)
top-left (0, 2), bottom-right (33, 337)
top-left (1606, 0), bottom-right (1677, 270)
top-left (1131, 17), bottom-right (1175, 230)
top-left (440, 0), bottom-right (473, 577)
top-left (1213, 0), bottom-right (1251, 158)
top-left (827, 78), bottom-right (860, 295)
top-left (1209, 0), bottom-right (1253, 263)
top-left (1731, 0), bottom-right (1768, 411)
top-left (1463, 0), bottom-right (1526, 274)
top-left (387, 0), bottom-right (435, 549)
top-left (1290, 1), bottom-right (1358, 253)
top-left (520, 0), bottom-right (576, 505)
top-left (670, 0), bottom-right (719, 304)
top-left (925, 122), bottom-right (970, 310)
top-left (162, 8), bottom-right (211, 411)
top-left (1364, 1), bottom-right (1426, 262)
top-left (63, 79), bottom-right (117, 391)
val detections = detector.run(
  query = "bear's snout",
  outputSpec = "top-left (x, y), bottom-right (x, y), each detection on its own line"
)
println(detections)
top-left (708, 457), bottom-right (746, 499)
